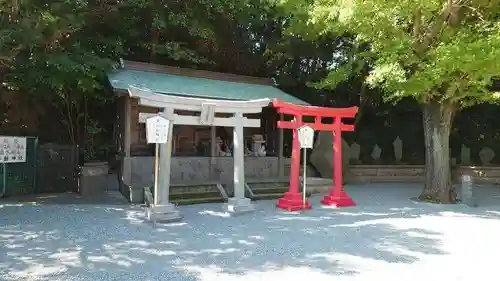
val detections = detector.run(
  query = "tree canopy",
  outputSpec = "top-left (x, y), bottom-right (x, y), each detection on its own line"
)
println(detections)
top-left (282, 0), bottom-right (500, 104)
top-left (279, 0), bottom-right (500, 202)
top-left (0, 0), bottom-right (342, 147)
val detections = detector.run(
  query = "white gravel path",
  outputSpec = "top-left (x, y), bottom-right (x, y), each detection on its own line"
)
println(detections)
top-left (1, 184), bottom-right (500, 281)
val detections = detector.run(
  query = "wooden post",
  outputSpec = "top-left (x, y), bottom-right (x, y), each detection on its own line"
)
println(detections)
top-left (319, 117), bottom-right (355, 207)
top-left (210, 126), bottom-right (217, 157)
top-left (278, 113), bottom-right (284, 178)
top-left (124, 97), bottom-right (132, 157)
top-left (289, 120), bottom-right (301, 195)
top-left (122, 97), bottom-right (133, 185)
top-left (333, 118), bottom-right (343, 193)
top-left (153, 143), bottom-right (159, 204)
top-left (209, 125), bottom-right (217, 180)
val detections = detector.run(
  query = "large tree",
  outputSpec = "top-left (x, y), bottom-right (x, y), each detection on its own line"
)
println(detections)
top-left (279, 0), bottom-right (500, 203)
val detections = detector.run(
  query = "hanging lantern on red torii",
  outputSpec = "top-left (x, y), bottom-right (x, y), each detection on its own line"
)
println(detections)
top-left (272, 99), bottom-right (359, 211)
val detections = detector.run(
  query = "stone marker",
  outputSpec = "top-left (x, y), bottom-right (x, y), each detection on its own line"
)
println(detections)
top-left (349, 142), bottom-right (361, 164)
top-left (393, 136), bottom-right (402, 163)
top-left (479, 147), bottom-right (495, 166)
top-left (371, 144), bottom-right (382, 162)
top-left (460, 144), bottom-right (471, 165)
top-left (310, 131), bottom-right (350, 179)
top-left (460, 174), bottom-right (478, 207)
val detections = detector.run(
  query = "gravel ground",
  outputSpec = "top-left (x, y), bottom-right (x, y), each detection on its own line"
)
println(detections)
top-left (1, 184), bottom-right (500, 281)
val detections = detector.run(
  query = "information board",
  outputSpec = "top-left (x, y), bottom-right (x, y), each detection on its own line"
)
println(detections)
top-left (146, 115), bottom-right (170, 144)
top-left (298, 125), bottom-right (315, 149)
top-left (0, 136), bottom-right (27, 163)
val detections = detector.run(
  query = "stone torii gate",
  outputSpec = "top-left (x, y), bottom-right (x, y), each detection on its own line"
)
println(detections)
top-left (272, 99), bottom-right (359, 211)
top-left (129, 86), bottom-right (270, 219)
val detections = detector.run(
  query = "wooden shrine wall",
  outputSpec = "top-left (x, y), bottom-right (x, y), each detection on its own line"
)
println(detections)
top-left (127, 97), bottom-right (274, 157)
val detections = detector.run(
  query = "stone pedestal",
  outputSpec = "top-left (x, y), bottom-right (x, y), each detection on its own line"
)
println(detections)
top-left (124, 184), bottom-right (145, 203)
top-left (225, 197), bottom-right (255, 214)
top-left (146, 203), bottom-right (182, 223)
top-left (80, 162), bottom-right (109, 196)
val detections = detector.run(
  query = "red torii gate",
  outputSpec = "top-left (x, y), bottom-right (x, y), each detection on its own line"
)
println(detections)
top-left (272, 99), bottom-right (359, 211)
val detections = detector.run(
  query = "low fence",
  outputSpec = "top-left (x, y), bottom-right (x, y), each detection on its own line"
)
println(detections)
top-left (36, 143), bottom-right (79, 194)
top-left (0, 137), bottom-right (38, 197)
top-left (0, 139), bottom-right (79, 197)
top-left (348, 165), bottom-right (500, 184)
top-left (3, 145), bottom-right (499, 199)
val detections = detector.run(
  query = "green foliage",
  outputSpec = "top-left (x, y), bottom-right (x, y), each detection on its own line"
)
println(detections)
top-left (0, 0), bottom-right (290, 145)
top-left (1, 0), bottom-right (500, 173)
top-left (84, 117), bottom-right (111, 162)
top-left (278, 0), bottom-right (500, 106)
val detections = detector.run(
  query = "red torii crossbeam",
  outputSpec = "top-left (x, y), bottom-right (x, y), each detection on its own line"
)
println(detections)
top-left (272, 99), bottom-right (359, 211)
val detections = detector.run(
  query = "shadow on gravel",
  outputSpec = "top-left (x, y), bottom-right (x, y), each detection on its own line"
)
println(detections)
top-left (1, 183), bottom-right (500, 280)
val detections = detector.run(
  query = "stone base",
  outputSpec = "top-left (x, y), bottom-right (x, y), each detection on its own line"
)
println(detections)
top-left (146, 203), bottom-right (182, 223)
top-left (80, 162), bottom-right (109, 196)
top-left (320, 189), bottom-right (356, 208)
top-left (276, 192), bottom-right (311, 212)
top-left (129, 186), bottom-right (145, 204)
top-left (301, 177), bottom-right (333, 194)
top-left (225, 197), bottom-right (255, 214)
top-left (460, 175), bottom-right (478, 207)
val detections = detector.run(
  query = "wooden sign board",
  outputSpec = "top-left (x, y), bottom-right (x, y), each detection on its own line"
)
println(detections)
top-left (146, 115), bottom-right (170, 144)
top-left (0, 136), bottom-right (27, 163)
top-left (298, 125), bottom-right (314, 149)
top-left (199, 103), bottom-right (216, 125)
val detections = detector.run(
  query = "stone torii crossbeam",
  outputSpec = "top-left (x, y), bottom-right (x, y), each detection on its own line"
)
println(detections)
top-left (272, 99), bottom-right (359, 211)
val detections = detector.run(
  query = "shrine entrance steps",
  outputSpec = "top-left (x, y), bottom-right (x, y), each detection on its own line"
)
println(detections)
top-left (144, 179), bottom-right (319, 205)
top-left (245, 179), bottom-right (312, 201)
top-left (148, 182), bottom-right (228, 205)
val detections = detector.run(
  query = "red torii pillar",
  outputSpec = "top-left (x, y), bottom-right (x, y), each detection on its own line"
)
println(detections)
top-left (272, 99), bottom-right (359, 211)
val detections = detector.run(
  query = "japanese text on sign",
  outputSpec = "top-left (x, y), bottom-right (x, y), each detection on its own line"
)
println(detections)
top-left (298, 125), bottom-right (314, 149)
top-left (146, 115), bottom-right (170, 144)
top-left (0, 136), bottom-right (27, 163)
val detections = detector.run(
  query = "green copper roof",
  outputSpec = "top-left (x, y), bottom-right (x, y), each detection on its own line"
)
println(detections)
top-left (107, 69), bottom-right (308, 105)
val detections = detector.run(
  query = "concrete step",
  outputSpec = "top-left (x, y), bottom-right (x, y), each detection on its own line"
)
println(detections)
top-left (250, 190), bottom-right (312, 201)
top-left (147, 185), bottom-right (226, 205)
top-left (170, 191), bottom-right (223, 201)
top-left (249, 182), bottom-right (288, 188)
top-left (251, 187), bottom-right (288, 195)
top-left (171, 197), bottom-right (226, 205)
top-left (251, 193), bottom-right (284, 201)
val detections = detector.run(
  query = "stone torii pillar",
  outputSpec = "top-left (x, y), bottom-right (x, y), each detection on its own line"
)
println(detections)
top-left (154, 108), bottom-right (180, 221)
top-left (231, 112), bottom-right (246, 204)
top-left (129, 86), bottom-right (270, 214)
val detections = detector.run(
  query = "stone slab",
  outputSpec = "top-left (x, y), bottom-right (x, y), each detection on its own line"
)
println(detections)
top-left (310, 132), bottom-right (350, 179)
top-left (225, 197), bottom-right (255, 214)
top-left (146, 203), bottom-right (182, 223)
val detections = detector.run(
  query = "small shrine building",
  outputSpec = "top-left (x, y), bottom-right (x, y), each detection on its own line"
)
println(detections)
top-left (107, 60), bottom-right (307, 202)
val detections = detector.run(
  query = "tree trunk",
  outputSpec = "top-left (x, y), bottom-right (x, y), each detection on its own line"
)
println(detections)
top-left (419, 101), bottom-right (456, 203)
